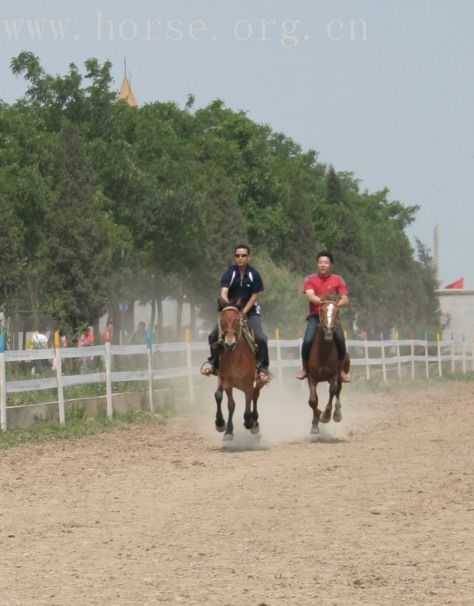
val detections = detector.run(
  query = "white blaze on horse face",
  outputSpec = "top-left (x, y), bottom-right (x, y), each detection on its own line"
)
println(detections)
top-left (326, 303), bottom-right (335, 328)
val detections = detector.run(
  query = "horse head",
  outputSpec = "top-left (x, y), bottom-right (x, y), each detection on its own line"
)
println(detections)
top-left (319, 292), bottom-right (340, 341)
top-left (218, 306), bottom-right (243, 352)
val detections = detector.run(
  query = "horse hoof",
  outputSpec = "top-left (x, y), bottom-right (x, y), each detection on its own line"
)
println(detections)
top-left (250, 423), bottom-right (260, 435)
top-left (311, 424), bottom-right (319, 435)
top-left (333, 408), bottom-right (342, 423)
top-left (319, 414), bottom-right (331, 424)
top-left (223, 433), bottom-right (233, 441)
top-left (215, 423), bottom-right (225, 433)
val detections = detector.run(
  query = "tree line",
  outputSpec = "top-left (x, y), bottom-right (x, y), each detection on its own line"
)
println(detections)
top-left (0, 52), bottom-right (440, 342)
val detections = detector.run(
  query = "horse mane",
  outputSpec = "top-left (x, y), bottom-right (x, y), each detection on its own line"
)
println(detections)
top-left (321, 290), bottom-right (339, 303)
top-left (217, 296), bottom-right (242, 311)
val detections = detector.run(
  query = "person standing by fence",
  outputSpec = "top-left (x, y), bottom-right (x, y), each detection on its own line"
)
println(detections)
top-left (30, 330), bottom-right (49, 376)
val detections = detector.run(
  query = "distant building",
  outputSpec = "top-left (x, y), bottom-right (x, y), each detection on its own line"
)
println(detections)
top-left (436, 288), bottom-right (474, 341)
top-left (117, 74), bottom-right (137, 107)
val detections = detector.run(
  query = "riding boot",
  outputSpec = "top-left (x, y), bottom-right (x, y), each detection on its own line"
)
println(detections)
top-left (256, 366), bottom-right (270, 384)
top-left (339, 359), bottom-right (350, 383)
top-left (296, 360), bottom-right (309, 380)
top-left (201, 345), bottom-right (220, 376)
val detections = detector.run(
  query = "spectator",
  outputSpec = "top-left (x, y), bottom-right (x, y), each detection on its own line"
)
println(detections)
top-left (31, 329), bottom-right (49, 376)
top-left (130, 321), bottom-right (147, 345)
top-left (78, 327), bottom-right (94, 371)
top-left (101, 321), bottom-right (114, 344)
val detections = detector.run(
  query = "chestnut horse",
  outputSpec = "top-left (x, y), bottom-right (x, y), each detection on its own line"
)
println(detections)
top-left (214, 306), bottom-right (264, 440)
top-left (307, 292), bottom-right (350, 434)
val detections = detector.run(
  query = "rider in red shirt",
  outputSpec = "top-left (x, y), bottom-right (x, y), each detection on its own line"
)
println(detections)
top-left (296, 250), bottom-right (350, 382)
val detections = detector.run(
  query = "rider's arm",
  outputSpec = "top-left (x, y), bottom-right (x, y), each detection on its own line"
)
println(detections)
top-left (305, 288), bottom-right (321, 305)
top-left (220, 287), bottom-right (230, 304)
top-left (338, 294), bottom-right (349, 308)
top-left (242, 293), bottom-right (258, 315)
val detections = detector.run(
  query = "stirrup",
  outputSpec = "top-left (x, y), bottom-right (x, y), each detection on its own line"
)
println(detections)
top-left (340, 370), bottom-right (350, 383)
top-left (200, 361), bottom-right (217, 376)
top-left (257, 367), bottom-right (270, 384)
top-left (296, 368), bottom-right (308, 380)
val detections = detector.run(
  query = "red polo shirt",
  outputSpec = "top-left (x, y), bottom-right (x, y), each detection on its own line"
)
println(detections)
top-left (303, 273), bottom-right (349, 314)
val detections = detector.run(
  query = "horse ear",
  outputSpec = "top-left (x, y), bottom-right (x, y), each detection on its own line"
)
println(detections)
top-left (229, 297), bottom-right (242, 310)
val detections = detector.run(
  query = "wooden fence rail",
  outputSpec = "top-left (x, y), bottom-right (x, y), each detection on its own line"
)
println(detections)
top-left (1, 337), bottom-right (473, 431)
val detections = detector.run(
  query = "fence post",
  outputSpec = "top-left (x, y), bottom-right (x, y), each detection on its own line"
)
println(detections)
top-left (146, 329), bottom-right (154, 412)
top-left (462, 337), bottom-right (466, 375)
top-left (298, 336), bottom-right (305, 392)
top-left (0, 333), bottom-right (6, 431)
top-left (275, 328), bottom-right (283, 389)
top-left (364, 336), bottom-right (370, 381)
top-left (184, 328), bottom-right (194, 405)
top-left (396, 331), bottom-right (402, 381)
top-left (55, 347), bottom-right (65, 424)
top-left (424, 334), bottom-right (429, 378)
top-left (436, 334), bottom-right (442, 378)
top-left (105, 342), bottom-right (113, 418)
top-left (380, 333), bottom-right (387, 383)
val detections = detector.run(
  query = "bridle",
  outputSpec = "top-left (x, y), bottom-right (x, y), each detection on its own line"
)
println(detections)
top-left (218, 306), bottom-right (244, 346)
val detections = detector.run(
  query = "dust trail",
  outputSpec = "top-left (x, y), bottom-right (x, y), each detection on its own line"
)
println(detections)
top-left (187, 377), bottom-right (360, 450)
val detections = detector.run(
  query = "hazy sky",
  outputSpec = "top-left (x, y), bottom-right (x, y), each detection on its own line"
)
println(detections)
top-left (1, 0), bottom-right (473, 287)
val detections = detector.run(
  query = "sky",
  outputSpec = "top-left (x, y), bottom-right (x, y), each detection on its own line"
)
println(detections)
top-left (1, 0), bottom-right (473, 287)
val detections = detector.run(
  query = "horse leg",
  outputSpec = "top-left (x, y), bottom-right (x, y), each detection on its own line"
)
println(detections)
top-left (223, 388), bottom-right (235, 440)
top-left (333, 381), bottom-right (343, 423)
top-left (214, 386), bottom-right (226, 432)
top-left (249, 385), bottom-right (261, 434)
top-left (243, 386), bottom-right (254, 431)
top-left (320, 378), bottom-right (337, 424)
top-left (308, 380), bottom-right (320, 434)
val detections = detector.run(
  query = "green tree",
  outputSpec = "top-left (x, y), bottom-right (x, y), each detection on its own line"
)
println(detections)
top-left (38, 122), bottom-right (115, 330)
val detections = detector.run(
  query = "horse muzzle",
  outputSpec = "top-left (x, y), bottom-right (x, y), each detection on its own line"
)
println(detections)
top-left (323, 328), bottom-right (334, 341)
top-left (223, 340), bottom-right (237, 352)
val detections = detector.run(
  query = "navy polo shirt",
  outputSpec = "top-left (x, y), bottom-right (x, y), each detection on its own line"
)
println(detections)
top-left (220, 264), bottom-right (264, 316)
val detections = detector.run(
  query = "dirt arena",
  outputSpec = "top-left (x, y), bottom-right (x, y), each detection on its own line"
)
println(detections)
top-left (1, 380), bottom-right (473, 605)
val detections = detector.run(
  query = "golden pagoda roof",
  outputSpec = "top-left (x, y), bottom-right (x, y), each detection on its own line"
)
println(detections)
top-left (117, 75), bottom-right (137, 107)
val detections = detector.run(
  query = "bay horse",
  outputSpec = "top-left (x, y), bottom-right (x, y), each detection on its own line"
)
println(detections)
top-left (307, 292), bottom-right (350, 434)
top-left (214, 306), bottom-right (264, 440)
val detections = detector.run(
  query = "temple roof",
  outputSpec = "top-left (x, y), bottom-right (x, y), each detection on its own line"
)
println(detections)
top-left (117, 75), bottom-right (137, 107)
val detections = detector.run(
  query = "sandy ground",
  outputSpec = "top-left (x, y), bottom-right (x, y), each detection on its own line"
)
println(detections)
top-left (0, 379), bottom-right (473, 606)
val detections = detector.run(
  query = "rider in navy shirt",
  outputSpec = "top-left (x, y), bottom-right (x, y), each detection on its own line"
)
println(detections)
top-left (201, 244), bottom-right (270, 382)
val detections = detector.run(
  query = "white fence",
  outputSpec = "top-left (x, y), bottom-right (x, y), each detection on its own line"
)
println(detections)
top-left (1, 337), bottom-right (473, 431)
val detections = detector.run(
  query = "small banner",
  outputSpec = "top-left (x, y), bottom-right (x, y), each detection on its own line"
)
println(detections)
top-left (443, 277), bottom-right (464, 289)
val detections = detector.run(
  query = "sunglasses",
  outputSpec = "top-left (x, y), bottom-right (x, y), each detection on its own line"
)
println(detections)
top-left (235, 253), bottom-right (248, 258)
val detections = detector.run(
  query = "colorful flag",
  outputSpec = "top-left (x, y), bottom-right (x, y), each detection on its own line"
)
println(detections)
top-left (443, 277), bottom-right (464, 289)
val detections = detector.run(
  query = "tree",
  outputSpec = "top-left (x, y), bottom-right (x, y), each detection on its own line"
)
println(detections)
top-left (0, 195), bottom-right (23, 315)
top-left (38, 122), bottom-right (115, 330)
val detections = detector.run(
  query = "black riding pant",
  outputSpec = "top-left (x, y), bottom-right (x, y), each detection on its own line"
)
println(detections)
top-left (208, 313), bottom-right (269, 369)
top-left (301, 314), bottom-right (346, 362)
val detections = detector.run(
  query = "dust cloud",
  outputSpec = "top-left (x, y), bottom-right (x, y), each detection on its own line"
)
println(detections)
top-left (185, 375), bottom-right (363, 451)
